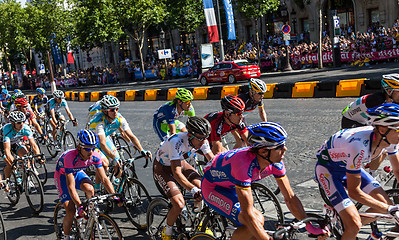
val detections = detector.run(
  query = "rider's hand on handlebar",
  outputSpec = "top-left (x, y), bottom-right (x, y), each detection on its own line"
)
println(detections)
top-left (71, 119), bottom-right (78, 126)
top-left (77, 205), bottom-right (88, 219)
top-left (305, 222), bottom-right (330, 240)
top-left (191, 187), bottom-right (202, 201)
top-left (141, 150), bottom-right (152, 159)
top-left (113, 196), bottom-right (124, 207)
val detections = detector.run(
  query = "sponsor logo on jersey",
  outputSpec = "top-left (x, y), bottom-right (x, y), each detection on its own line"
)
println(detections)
top-left (274, 162), bottom-right (284, 170)
top-left (363, 140), bottom-right (369, 147)
top-left (330, 152), bottom-right (347, 159)
top-left (209, 170), bottom-right (227, 179)
top-left (343, 199), bottom-right (352, 208)
top-left (348, 107), bottom-right (361, 117)
top-left (319, 173), bottom-right (331, 196)
top-left (208, 191), bottom-right (232, 214)
top-left (349, 137), bottom-right (361, 143)
top-left (350, 149), bottom-right (365, 169)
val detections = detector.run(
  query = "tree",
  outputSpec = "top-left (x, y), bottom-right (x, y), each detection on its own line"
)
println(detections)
top-left (233, 0), bottom-right (280, 65)
top-left (112, 0), bottom-right (166, 80)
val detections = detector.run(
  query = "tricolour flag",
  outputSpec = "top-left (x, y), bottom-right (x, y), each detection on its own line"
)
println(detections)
top-left (203, 0), bottom-right (219, 43)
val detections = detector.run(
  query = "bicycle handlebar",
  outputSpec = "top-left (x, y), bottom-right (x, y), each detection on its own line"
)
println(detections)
top-left (82, 193), bottom-right (122, 207)
top-left (15, 153), bottom-right (44, 161)
top-left (273, 216), bottom-right (324, 240)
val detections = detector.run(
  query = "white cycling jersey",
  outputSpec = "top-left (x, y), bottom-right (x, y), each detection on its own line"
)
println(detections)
top-left (155, 132), bottom-right (211, 166)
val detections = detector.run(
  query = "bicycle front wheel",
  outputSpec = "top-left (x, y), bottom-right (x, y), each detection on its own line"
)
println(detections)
top-left (90, 214), bottom-right (123, 240)
top-left (6, 171), bottom-right (20, 206)
top-left (62, 131), bottom-right (76, 151)
top-left (123, 178), bottom-right (152, 230)
top-left (190, 233), bottom-right (216, 240)
top-left (251, 183), bottom-right (284, 231)
top-left (199, 211), bottom-right (230, 240)
top-left (147, 197), bottom-right (170, 240)
top-left (54, 201), bottom-right (79, 240)
top-left (34, 159), bottom-right (48, 186)
top-left (25, 170), bottom-right (44, 214)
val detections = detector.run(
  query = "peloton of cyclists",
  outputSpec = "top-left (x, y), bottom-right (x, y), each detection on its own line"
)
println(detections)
top-left (31, 88), bottom-right (48, 120)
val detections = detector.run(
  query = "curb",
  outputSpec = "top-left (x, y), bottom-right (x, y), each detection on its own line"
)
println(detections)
top-left (56, 78), bottom-right (381, 102)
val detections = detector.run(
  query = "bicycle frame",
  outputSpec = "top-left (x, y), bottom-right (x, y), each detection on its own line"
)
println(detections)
top-left (359, 212), bottom-right (399, 237)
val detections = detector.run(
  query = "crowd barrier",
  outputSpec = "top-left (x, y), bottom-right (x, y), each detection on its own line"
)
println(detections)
top-left (65, 78), bottom-right (381, 102)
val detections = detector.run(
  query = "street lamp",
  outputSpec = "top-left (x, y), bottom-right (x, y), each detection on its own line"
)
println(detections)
top-left (160, 29), bottom-right (167, 70)
top-left (280, 3), bottom-right (292, 71)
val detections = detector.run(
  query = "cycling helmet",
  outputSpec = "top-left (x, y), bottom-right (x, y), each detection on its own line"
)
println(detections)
top-left (53, 90), bottom-right (65, 99)
top-left (14, 98), bottom-right (29, 107)
top-left (249, 78), bottom-right (267, 93)
top-left (13, 89), bottom-right (22, 95)
top-left (221, 95), bottom-right (245, 114)
top-left (14, 92), bottom-right (25, 99)
top-left (100, 95), bottom-right (120, 109)
top-left (77, 129), bottom-right (99, 147)
top-left (367, 103), bottom-right (399, 126)
top-left (247, 122), bottom-right (287, 149)
top-left (1, 89), bottom-right (8, 95)
top-left (186, 116), bottom-right (211, 137)
top-left (175, 88), bottom-right (193, 102)
top-left (8, 111), bottom-right (26, 123)
top-left (381, 74), bottom-right (399, 92)
top-left (36, 88), bottom-right (45, 94)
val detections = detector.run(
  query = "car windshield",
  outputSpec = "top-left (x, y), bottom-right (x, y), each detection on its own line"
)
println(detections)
top-left (235, 61), bottom-right (252, 66)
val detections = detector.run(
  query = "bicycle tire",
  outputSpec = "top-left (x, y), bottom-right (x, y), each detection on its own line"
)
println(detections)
top-left (90, 214), bottom-right (123, 239)
top-left (123, 178), bottom-right (152, 230)
top-left (189, 233), bottom-right (216, 240)
top-left (25, 170), bottom-right (44, 214)
top-left (251, 183), bottom-right (284, 231)
top-left (6, 171), bottom-right (20, 206)
top-left (54, 201), bottom-right (79, 240)
top-left (199, 211), bottom-right (230, 240)
top-left (116, 135), bottom-right (131, 153)
top-left (147, 197), bottom-right (170, 240)
top-left (0, 210), bottom-right (7, 240)
top-left (62, 131), bottom-right (76, 151)
top-left (47, 141), bottom-right (59, 158)
top-left (34, 159), bottom-right (48, 186)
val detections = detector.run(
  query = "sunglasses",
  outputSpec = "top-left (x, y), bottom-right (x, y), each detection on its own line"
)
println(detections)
top-left (82, 147), bottom-right (95, 152)
top-left (15, 122), bottom-right (24, 125)
top-left (108, 108), bottom-right (119, 112)
top-left (254, 91), bottom-right (264, 96)
top-left (388, 126), bottom-right (399, 132)
top-left (184, 101), bottom-right (191, 105)
top-left (193, 135), bottom-right (207, 141)
top-left (233, 112), bottom-right (243, 116)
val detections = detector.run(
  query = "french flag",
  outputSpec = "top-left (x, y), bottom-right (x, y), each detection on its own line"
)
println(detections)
top-left (203, 0), bottom-right (219, 43)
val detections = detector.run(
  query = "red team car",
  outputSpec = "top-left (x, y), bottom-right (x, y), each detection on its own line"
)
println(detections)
top-left (199, 60), bottom-right (261, 85)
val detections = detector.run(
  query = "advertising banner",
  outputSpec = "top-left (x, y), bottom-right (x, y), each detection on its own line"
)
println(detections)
top-left (201, 44), bottom-right (214, 69)
top-left (223, 0), bottom-right (236, 40)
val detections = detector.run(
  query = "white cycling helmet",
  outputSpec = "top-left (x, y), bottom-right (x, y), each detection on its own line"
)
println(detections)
top-left (53, 90), bottom-right (65, 99)
top-left (249, 78), bottom-right (267, 93)
top-left (100, 95), bottom-right (120, 109)
top-left (8, 111), bottom-right (26, 123)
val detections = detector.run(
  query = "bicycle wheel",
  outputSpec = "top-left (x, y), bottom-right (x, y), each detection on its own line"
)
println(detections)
top-left (25, 170), bottom-right (44, 214)
top-left (372, 188), bottom-right (399, 237)
top-left (6, 171), bottom-right (20, 206)
top-left (34, 159), bottom-right (48, 186)
top-left (123, 178), bottom-right (152, 230)
top-left (258, 175), bottom-right (280, 195)
top-left (54, 201), bottom-right (79, 240)
top-left (47, 139), bottom-right (59, 158)
top-left (90, 214), bottom-right (123, 240)
top-left (116, 135), bottom-right (131, 153)
top-left (119, 147), bottom-right (137, 179)
top-left (147, 197), bottom-right (170, 240)
top-left (199, 210), bottom-right (231, 240)
top-left (62, 131), bottom-right (76, 151)
top-left (190, 233), bottom-right (216, 240)
top-left (0, 211), bottom-right (7, 240)
top-left (251, 183), bottom-right (284, 231)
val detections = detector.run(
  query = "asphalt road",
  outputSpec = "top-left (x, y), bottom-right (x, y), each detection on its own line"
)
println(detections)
top-left (0, 98), bottom-right (383, 239)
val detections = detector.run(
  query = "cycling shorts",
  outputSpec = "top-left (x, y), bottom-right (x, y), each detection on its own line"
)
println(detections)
top-left (46, 110), bottom-right (63, 121)
top-left (315, 163), bottom-right (380, 213)
top-left (153, 119), bottom-right (185, 141)
top-left (11, 142), bottom-right (26, 154)
top-left (55, 170), bottom-right (91, 203)
top-left (153, 159), bottom-right (201, 198)
top-left (95, 136), bottom-right (120, 165)
top-left (341, 116), bottom-right (367, 129)
top-left (202, 177), bottom-right (243, 226)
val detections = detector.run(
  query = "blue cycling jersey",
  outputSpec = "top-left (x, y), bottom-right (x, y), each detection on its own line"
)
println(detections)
top-left (88, 112), bottom-right (129, 137)
top-left (0, 94), bottom-right (10, 106)
top-left (48, 98), bottom-right (68, 112)
top-left (31, 95), bottom-right (48, 109)
top-left (153, 101), bottom-right (195, 125)
top-left (2, 123), bottom-right (33, 144)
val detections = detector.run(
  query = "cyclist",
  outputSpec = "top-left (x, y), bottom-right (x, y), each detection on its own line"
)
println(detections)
top-left (316, 103), bottom-right (399, 239)
top-left (14, 97), bottom-right (45, 140)
top-left (85, 95), bottom-right (107, 127)
top-left (204, 95), bottom-right (248, 154)
top-left (47, 90), bottom-right (78, 147)
top-left (2, 111), bottom-right (42, 182)
top-left (201, 122), bottom-right (329, 240)
top-left (341, 74), bottom-right (399, 176)
top-left (0, 89), bottom-right (10, 114)
top-left (153, 88), bottom-right (195, 142)
top-left (54, 129), bottom-right (121, 240)
top-left (31, 88), bottom-right (48, 120)
top-left (88, 95), bottom-right (151, 190)
top-left (153, 116), bottom-right (214, 240)
top-left (237, 78), bottom-right (268, 122)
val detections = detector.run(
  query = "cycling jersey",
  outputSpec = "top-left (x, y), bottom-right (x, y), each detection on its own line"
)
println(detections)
top-left (2, 123), bottom-right (33, 144)
top-left (31, 95), bottom-right (48, 110)
top-left (153, 101), bottom-right (195, 141)
top-left (88, 112), bottom-right (129, 137)
top-left (0, 94), bottom-right (10, 107)
top-left (204, 111), bottom-right (247, 142)
top-left (341, 92), bottom-right (385, 128)
top-left (47, 98), bottom-right (68, 112)
top-left (202, 147), bottom-right (286, 225)
top-left (155, 132), bottom-right (212, 166)
top-left (86, 101), bottom-right (101, 126)
top-left (237, 92), bottom-right (263, 113)
top-left (54, 149), bottom-right (103, 203)
top-left (315, 126), bottom-right (396, 212)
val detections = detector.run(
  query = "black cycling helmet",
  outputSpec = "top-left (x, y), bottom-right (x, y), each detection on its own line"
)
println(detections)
top-left (186, 116), bottom-right (211, 137)
top-left (221, 95), bottom-right (245, 114)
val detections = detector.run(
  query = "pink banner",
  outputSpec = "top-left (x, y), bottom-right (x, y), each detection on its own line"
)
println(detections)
top-left (294, 49), bottom-right (399, 64)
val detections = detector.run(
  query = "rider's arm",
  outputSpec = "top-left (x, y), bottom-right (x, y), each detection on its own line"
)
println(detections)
top-left (31, 118), bottom-right (43, 135)
top-left (66, 172), bottom-right (82, 207)
top-left (50, 109), bottom-right (57, 123)
top-left (236, 186), bottom-right (271, 240)
top-left (170, 160), bottom-right (196, 192)
top-left (95, 166), bottom-right (114, 194)
top-left (258, 105), bottom-right (267, 122)
top-left (211, 140), bottom-right (227, 155)
top-left (168, 123), bottom-right (177, 136)
top-left (28, 137), bottom-right (41, 155)
top-left (346, 172), bottom-right (389, 212)
top-left (98, 134), bottom-right (118, 159)
top-left (276, 176), bottom-right (307, 220)
top-left (122, 127), bottom-right (144, 152)
top-left (3, 142), bottom-right (14, 165)
top-left (65, 106), bottom-right (75, 121)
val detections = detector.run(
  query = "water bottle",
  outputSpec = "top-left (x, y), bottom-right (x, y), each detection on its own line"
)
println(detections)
top-left (112, 177), bottom-right (120, 191)
top-left (180, 206), bottom-right (189, 225)
top-left (15, 172), bottom-right (22, 184)
top-left (366, 228), bottom-right (382, 240)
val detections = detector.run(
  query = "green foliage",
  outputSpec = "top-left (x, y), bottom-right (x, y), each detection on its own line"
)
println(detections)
top-left (233, 0), bottom-right (280, 21)
top-left (165, 0), bottom-right (204, 33)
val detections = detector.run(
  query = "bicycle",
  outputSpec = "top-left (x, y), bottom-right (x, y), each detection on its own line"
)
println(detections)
top-left (54, 193), bottom-right (123, 240)
top-left (6, 154), bottom-right (45, 214)
top-left (0, 180), bottom-right (8, 240)
top-left (46, 119), bottom-right (76, 158)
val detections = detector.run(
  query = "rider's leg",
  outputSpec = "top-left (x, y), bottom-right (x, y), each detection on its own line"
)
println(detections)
top-left (80, 179), bottom-right (95, 199)
top-left (50, 118), bottom-right (57, 140)
top-left (63, 200), bottom-right (76, 236)
top-left (233, 208), bottom-right (264, 240)
top-left (167, 193), bottom-right (185, 227)
top-left (338, 205), bottom-right (362, 239)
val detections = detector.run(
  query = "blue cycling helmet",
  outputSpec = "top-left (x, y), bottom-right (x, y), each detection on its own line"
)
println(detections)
top-left (36, 88), bottom-right (45, 94)
top-left (1, 89), bottom-right (8, 95)
top-left (14, 89), bottom-right (22, 95)
top-left (367, 103), bottom-right (399, 126)
top-left (247, 122), bottom-right (287, 149)
top-left (77, 129), bottom-right (99, 147)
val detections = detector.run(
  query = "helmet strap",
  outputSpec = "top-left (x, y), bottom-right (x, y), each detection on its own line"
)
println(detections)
top-left (373, 127), bottom-right (391, 155)
top-left (257, 148), bottom-right (273, 165)
top-left (188, 134), bottom-right (195, 148)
